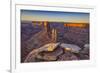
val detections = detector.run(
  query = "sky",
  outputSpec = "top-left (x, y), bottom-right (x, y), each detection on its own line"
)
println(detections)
top-left (21, 9), bottom-right (89, 23)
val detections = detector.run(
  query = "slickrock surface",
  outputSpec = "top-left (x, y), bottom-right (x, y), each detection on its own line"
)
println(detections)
top-left (24, 43), bottom-right (89, 63)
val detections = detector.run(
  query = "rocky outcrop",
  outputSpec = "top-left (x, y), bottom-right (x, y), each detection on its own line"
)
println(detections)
top-left (37, 47), bottom-right (63, 61)
top-left (78, 44), bottom-right (89, 60)
top-left (24, 43), bottom-right (60, 62)
top-left (58, 51), bottom-right (78, 61)
top-left (24, 43), bottom-right (89, 62)
top-left (60, 43), bottom-right (81, 53)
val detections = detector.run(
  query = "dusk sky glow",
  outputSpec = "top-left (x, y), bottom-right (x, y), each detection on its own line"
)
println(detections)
top-left (21, 10), bottom-right (89, 23)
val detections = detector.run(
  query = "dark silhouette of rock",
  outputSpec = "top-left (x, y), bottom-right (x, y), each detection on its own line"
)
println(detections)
top-left (80, 44), bottom-right (89, 54)
top-left (58, 51), bottom-right (78, 61)
top-left (77, 54), bottom-right (89, 60)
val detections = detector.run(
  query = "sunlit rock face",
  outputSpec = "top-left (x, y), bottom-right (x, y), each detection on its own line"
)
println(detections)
top-left (60, 43), bottom-right (82, 53)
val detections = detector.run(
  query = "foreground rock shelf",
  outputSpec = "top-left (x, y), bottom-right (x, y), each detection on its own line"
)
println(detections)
top-left (24, 43), bottom-right (89, 62)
